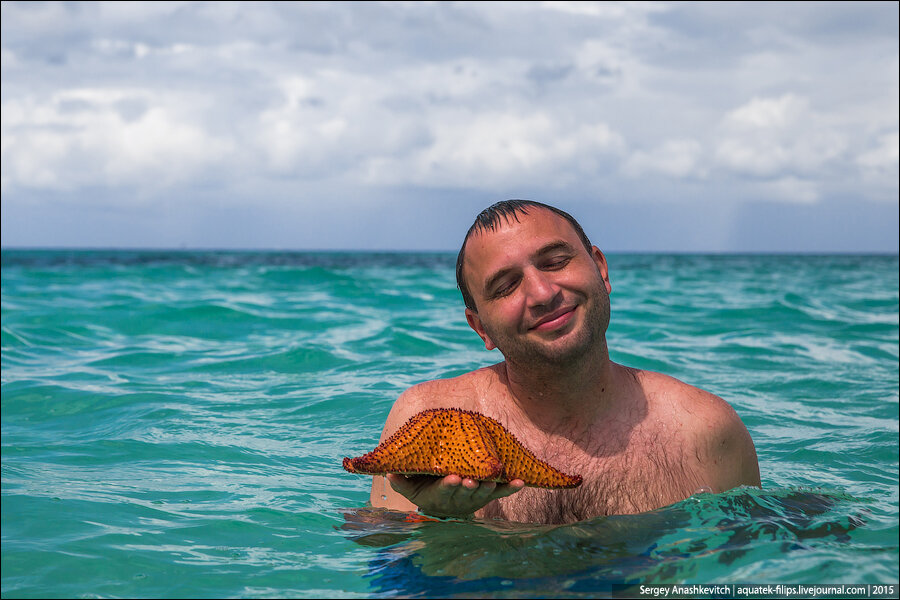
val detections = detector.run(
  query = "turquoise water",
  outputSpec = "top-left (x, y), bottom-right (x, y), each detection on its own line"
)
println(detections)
top-left (2, 250), bottom-right (897, 598)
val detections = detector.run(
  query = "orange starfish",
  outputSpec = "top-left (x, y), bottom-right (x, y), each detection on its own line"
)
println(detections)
top-left (343, 408), bottom-right (582, 489)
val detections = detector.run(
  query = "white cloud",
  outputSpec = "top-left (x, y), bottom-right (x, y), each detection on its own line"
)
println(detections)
top-left (541, 1), bottom-right (667, 21)
top-left (253, 53), bottom-right (627, 188)
top-left (857, 131), bottom-right (899, 170)
top-left (714, 94), bottom-right (846, 179)
top-left (855, 131), bottom-right (900, 199)
top-left (623, 138), bottom-right (704, 179)
top-left (541, 1), bottom-right (627, 19)
top-left (1, 87), bottom-right (233, 194)
top-left (761, 175), bottom-right (820, 205)
top-left (92, 38), bottom-right (194, 60)
top-left (361, 110), bottom-right (623, 189)
top-left (254, 69), bottom-right (430, 177)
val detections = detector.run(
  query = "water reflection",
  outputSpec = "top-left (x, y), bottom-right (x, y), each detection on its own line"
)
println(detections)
top-left (340, 488), bottom-right (865, 598)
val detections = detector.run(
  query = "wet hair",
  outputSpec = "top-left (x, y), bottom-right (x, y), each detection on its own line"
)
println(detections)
top-left (455, 200), bottom-right (593, 311)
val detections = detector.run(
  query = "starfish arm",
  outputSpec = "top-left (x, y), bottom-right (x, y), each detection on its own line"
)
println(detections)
top-left (344, 408), bottom-right (581, 489)
top-left (477, 414), bottom-right (583, 489)
top-left (344, 409), bottom-right (503, 481)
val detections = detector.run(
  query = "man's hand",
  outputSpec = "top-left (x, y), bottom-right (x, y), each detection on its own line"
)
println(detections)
top-left (386, 473), bottom-right (525, 519)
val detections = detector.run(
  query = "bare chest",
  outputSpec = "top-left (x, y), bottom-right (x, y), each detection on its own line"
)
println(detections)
top-left (479, 424), bottom-right (703, 524)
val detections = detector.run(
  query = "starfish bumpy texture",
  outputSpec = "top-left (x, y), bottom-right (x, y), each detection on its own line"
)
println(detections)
top-left (343, 408), bottom-right (582, 489)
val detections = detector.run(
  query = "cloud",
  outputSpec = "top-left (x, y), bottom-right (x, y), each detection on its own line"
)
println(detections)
top-left (857, 131), bottom-right (900, 171)
top-left (1, 87), bottom-right (233, 195)
top-left (1, 1), bottom-right (897, 250)
top-left (364, 110), bottom-right (623, 189)
top-left (760, 176), bottom-right (820, 205)
top-left (623, 138), bottom-right (704, 179)
top-left (714, 94), bottom-right (846, 180)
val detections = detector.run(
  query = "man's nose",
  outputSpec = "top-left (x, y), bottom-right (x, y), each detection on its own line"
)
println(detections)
top-left (523, 268), bottom-right (560, 307)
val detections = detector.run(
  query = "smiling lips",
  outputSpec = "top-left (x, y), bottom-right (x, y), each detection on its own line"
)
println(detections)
top-left (529, 306), bottom-right (577, 331)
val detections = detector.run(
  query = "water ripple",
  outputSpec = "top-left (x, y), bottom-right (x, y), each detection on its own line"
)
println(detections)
top-left (2, 251), bottom-right (897, 597)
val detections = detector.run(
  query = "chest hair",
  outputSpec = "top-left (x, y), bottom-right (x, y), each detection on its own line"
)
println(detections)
top-left (479, 427), bottom-right (704, 524)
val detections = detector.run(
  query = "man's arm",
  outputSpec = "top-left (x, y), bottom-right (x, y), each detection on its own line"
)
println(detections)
top-left (368, 380), bottom-right (524, 518)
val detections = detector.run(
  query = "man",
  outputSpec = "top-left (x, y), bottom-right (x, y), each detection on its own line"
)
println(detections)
top-left (370, 200), bottom-right (761, 524)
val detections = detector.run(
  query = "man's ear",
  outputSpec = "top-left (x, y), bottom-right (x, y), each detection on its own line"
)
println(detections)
top-left (591, 246), bottom-right (612, 294)
top-left (465, 308), bottom-right (496, 351)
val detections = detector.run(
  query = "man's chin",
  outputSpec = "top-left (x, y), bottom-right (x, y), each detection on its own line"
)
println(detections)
top-left (503, 333), bottom-right (594, 367)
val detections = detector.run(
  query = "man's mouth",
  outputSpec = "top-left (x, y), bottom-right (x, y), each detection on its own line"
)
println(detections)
top-left (529, 306), bottom-right (576, 331)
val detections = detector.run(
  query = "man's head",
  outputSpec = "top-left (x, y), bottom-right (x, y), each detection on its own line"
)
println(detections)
top-left (456, 200), bottom-right (593, 312)
top-left (456, 200), bottom-right (612, 367)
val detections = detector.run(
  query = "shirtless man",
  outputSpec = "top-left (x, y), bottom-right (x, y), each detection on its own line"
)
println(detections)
top-left (370, 200), bottom-right (761, 524)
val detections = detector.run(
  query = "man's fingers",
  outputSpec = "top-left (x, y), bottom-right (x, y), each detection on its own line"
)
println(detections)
top-left (386, 473), bottom-right (464, 502)
top-left (385, 473), bottom-right (526, 517)
top-left (440, 474), bottom-right (464, 488)
top-left (493, 478), bottom-right (525, 499)
top-left (467, 480), bottom-right (497, 504)
top-left (386, 473), bottom-right (444, 499)
top-left (460, 477), bottom-right (479, 490)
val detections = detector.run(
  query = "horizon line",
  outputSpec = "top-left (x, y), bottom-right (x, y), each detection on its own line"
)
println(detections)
top-left (2, 246), bottom-right (898, 257)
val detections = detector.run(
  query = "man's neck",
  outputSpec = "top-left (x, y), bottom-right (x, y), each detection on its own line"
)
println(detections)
top-left (500, 339), bottom-right (625, 435)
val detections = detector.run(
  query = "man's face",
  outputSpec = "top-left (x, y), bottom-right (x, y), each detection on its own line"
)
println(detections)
top-left (461, 208), bottom-right (612, 367)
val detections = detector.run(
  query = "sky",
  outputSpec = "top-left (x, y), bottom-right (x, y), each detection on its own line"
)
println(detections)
top-left (1, 1), bottom-right (898, 252)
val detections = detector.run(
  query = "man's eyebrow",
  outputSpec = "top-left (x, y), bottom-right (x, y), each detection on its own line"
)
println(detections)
top-left (534, 241), bottom-right (576, 257)
top-left (481, 241), bottom-right (577, 296)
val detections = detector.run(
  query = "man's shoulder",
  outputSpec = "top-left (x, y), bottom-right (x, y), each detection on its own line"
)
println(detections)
top-left (379, 364), bottom-right (503, 439)
top-left (400, 365), bottom-right (500, 405)
top-left (637, 369), bottom-right (751, 458)
top-left (638, 369), bottom-right (737, 423)
top-left (636, 368), bottom-right (760, 489)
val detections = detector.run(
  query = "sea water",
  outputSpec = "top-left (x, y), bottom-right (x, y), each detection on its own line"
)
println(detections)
top-left (1, 250), bottom-right (897, 598)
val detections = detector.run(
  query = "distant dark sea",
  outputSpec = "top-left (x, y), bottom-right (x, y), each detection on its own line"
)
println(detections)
top-left (2, 250), bottom-right (898, 597)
